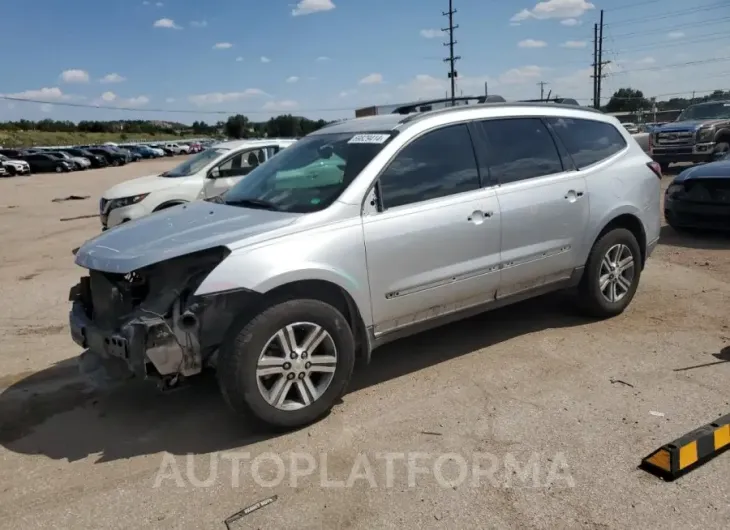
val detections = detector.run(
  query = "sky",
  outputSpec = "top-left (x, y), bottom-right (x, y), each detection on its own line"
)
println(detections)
top-left (0, 0), bottom-right (728, 123)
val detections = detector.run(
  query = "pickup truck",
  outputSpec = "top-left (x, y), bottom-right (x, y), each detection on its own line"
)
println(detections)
top-left (650, 100), bottom-right (730, 171)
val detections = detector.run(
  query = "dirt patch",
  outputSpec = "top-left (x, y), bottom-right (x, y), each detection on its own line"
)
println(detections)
top-left (17, 272), bottom-right (39, 281)
top-left (13, 324), bottom-right (66, 337)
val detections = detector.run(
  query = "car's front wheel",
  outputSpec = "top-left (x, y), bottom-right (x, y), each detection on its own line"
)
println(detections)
top-left (578, 228), bottom-right (642, 318)
top-left (217, 299), bottom-right (356, 430)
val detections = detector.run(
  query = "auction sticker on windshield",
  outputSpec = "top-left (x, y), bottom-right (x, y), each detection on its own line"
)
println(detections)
top-left (348, 134), bottom-right (390, 144)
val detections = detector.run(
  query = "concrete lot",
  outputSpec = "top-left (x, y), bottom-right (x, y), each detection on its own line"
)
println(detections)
top-left (0, 159), bottom-right (729, 529)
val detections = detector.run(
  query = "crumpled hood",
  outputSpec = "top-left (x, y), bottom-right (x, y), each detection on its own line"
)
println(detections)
top-left (102, 174), bottom-right (196, 199)
top-left (75, 201), bottom-right (301, 274)
top-left (675, 159), bottom-right (730, 183)
top-left (656, 119), bottom-right (724, 132)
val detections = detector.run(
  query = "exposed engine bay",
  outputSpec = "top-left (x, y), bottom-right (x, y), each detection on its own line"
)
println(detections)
top-left (68, 247), bottom-right (252, 388)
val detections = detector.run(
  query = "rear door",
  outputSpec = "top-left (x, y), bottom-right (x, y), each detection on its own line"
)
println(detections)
top-left (474, 117), bottom-right (590, 298)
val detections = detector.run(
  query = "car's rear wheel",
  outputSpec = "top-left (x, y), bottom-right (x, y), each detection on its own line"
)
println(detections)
top-left (112, 159), bottom-right (120, 167)
top-left (55, 165), bottom-right (63, 173)
top-left (578, 228), bottom-right (642, 318)
top-left (217, 299), bottom-right (356, 430)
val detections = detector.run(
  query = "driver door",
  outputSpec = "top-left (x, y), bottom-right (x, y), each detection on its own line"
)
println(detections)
top-left (200, 148), bottom-right (265, 199)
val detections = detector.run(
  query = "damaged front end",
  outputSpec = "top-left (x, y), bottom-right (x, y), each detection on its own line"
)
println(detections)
top-left (69, 247), bottom-right (246, 388)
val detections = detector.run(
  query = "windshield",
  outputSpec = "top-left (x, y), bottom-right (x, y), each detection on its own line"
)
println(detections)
top-left (223, 132), bottom-right (394, 213)
top-left (161, 147), bottom-right (228, 178)
top-left (677, 102), bottom-right (730, 121)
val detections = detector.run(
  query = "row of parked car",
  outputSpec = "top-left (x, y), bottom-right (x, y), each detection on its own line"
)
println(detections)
top-left (0, 140), bottom-right (208, 176)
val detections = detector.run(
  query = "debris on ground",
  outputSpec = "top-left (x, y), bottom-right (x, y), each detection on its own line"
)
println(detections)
top-left (610, 378), bottom-right (635, 388)
top-left (60, 214), bottom-right (98, 221)
top-left (224, 495), bottom-right (278, 529)
top-left (52, 195), bottom-right (90, 203)
top-left (649, 411), bottom-right (666, 417)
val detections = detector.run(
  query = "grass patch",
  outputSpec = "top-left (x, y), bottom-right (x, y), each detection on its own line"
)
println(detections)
top-left (0, 131), bottom-right (183, 148)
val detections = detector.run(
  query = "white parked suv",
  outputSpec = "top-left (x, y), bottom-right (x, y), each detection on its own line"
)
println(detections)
top-left (165, 143), bottom-right (189, 154)
top-left (99, 138), bottom-right (296, 229)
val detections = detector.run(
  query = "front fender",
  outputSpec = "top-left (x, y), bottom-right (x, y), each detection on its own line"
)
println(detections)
top-left (194, 223), bottom-right (374, 326)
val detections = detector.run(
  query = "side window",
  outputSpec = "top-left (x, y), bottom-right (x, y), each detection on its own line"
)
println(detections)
top-left (266, 146), bottom-right (281, 159)
top-left (218, 149), bottom-right (263, 177)
top-left (547, 117), bottom-right (627, 169)
top-left (477, 118), bottom-right (564, 185)
top-left (378, 124), bottom-right (480, 210)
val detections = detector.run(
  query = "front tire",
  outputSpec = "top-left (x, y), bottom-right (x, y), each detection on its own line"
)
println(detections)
top-left (112, 159), bottom-right (120, 167)
top-left (578, 228), bottom-right (642, 318)
top-left (217, 299), bottom-right (356, 430)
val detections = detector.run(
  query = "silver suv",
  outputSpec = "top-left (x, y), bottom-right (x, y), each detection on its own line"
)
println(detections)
top-left (69, 103), bottom-right (662, 429)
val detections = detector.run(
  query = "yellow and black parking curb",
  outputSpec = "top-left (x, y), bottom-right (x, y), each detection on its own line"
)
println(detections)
top-left (640, 413), bottom-right (730, 481)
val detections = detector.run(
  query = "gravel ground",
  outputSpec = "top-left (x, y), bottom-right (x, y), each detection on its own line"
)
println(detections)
top-left (0, 160), bottom-right (728, 529)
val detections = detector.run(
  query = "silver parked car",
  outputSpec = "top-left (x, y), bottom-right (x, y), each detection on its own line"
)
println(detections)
top-left (69, 103), bottom-right (662, 429)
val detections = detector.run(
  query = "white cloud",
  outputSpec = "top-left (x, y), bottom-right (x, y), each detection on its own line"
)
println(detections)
top-left (518, 39), bottom-right (547, 48)
top-left (60, 69), bottom-right (89, 83)
top-left (511, 0), bottom-right (595, 22)
top-left (165, 97), bottom-right (176, 103)
top-left (153, 18), bottom-right (181, 29)
top-left (100, 91), bottom-right (117, 102)
top-left (498, 65), bottom-right (544, 84)
top-left (40, 104), bottom-right (53, 113)
top-left (188, 89), bottom-right (268, 105)
top-left (190, 20), bottom-right (207, 28)
top-left (262, 100), bottom-right (299, 111)
top-left (286, 76), bottom-right (300, 83)
top-left (397, 73), bottom-right (497, 101)
top-left (316, 56), bottom-right (330, 62)
top-left (213, 42), bottom-right (232, 49)
top-left (126, 96), bottom-right (150, 107)
top-left (292, 0), bottom-right (336, 16)
top-left (668, 31), bottom-right (685, 39)
top-left (420, 29), bottom-right (442, 39)
top-left (561, 40), bottom-right (587, 48)
top-left (260, 56), bottom-right (271, 63)
top-left (359, 73), bottom-right (383, 85)
top-left (156, 2), bottom-right (163, 6)
top-left (100, 73), bottom-right (126, 83)
top-left (235, 56), bottom-right (244, 62)
top-left (560, 18), bottom-right (580, 26)
top-left (3, 87), bottom-right (70, 101)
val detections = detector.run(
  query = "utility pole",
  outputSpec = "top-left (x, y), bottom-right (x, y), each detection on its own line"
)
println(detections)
top-left (537, 81), bottom-right (549, 101)
top-left (442, 0), bottom-right (460, 107)
top-left (592, 23), bottom-right (599, 108)
top-left (591, 11), bottom-right (610, 109)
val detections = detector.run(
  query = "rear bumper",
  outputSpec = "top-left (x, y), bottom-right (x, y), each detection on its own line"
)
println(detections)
top-left (664, 198), bottom-right (730, 230)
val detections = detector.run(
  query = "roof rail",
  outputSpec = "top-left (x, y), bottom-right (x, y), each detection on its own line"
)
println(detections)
top-left (392, 95), bottom-right (506, 115)
top-left (519, 97), bottom-right (580, 106)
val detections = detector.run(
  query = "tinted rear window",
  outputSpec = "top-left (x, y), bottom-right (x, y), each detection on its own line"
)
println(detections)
top-left (547, 117), bottom-right (627, 169)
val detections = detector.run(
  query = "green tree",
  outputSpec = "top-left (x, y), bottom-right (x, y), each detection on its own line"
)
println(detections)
top-left (224, 114), bottom-right (250, 138)
top-left (604, 88), bottom-right (650, 113)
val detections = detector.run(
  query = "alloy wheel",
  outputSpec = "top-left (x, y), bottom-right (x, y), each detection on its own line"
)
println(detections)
top-left (599, 244), bottom-right (635, 303)
top-left (255, 322), bottom-right (337, 411)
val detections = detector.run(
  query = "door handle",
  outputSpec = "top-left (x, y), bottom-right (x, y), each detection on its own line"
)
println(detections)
top-left (565, 190), bottom-right (584, 202)
top-left (467, 210), bottom-right (493, 225)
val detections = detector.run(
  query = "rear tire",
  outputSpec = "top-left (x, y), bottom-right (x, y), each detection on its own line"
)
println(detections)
top-left (217, 299), bottom-right (356, 430)
top-left (578, 228), bottom-right (642, 318)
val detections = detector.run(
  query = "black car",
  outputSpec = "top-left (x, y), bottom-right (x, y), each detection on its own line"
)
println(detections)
top-left (86, 147), bottom-right (128, 166)
top-left (124, 145), bottom-right (154, 159)
top-left (0, 148), bottom-right (27, 158)
top-left (20, 153), bottom-right (73, 173)
top-left (664, 153), bottom-right (730, 231)
top-left (45, 151), bottom-right (83, 170)
top-left (62, 148), bottom-right (109, 168)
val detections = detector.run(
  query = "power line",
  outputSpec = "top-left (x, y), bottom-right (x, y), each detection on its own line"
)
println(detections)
top-left (606, 2), bottom-right (726, 27)
top-left (442, 0), bottom-right (460, 106)
top-left (0, 95), bottom-right (355, 115)
top-left (605, 33), bottom-right (728, 54)
top-left (610, 57), bottom-right (730, 75)
top-left (608, 16), bottom-right (730, 39)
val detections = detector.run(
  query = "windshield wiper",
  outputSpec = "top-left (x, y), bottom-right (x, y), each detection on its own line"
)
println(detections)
top-left (224, 197), bottom-right (281, 211)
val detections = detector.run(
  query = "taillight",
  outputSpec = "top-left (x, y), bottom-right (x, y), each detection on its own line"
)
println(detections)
top-left (647, 161), bottom-right (662, 179)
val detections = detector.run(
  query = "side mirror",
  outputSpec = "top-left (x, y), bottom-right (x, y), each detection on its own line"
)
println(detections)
top-left (208, 167), bottom-right (220, 179)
